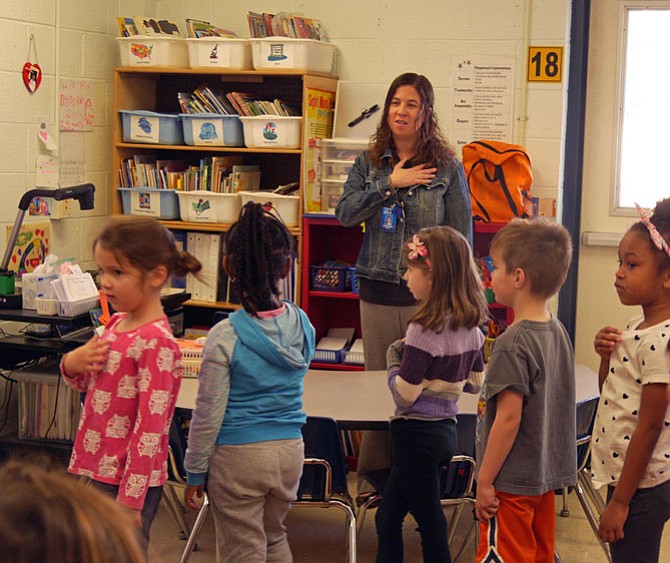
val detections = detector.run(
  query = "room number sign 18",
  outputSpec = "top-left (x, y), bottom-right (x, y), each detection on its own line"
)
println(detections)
top-left (528, 47), bottom-right (563, 82)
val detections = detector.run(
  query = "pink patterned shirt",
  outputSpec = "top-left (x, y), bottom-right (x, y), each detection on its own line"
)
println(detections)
top-left (62, 313), bottom-right (182, 510)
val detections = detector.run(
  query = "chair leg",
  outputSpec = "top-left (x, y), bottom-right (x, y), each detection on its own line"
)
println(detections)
top-left (554, 547), bottom-right (563, 562)
top-left (560, 486), bottom-right (570, 517)
top-left (575, 474), bottom-right (612, 563)
top-left (355, 493), bottom-right (380, 537)
top-left (346, 506), bottom-right (357, 563)
top-left (445, 499), bottom-right (477, 563)
top-left (331, 500), bottom-right (357, 563)
top-left (162, 487), bottom-right (190, 541)
top-left (446, 503), bottom-right (466, 545)
top-left (180, 492), bottom-right (210, 563)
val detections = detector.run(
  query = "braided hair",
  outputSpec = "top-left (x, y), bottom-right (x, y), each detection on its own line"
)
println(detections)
top-left (224, 202), bottom-right (295, 315)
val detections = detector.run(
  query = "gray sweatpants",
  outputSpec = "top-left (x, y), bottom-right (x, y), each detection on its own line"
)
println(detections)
top-left (208, 438), bottom-right (304, 563)
top-left (357, 300), bottom-right (418, 493)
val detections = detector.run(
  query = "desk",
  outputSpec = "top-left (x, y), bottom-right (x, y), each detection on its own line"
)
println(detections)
top-left (0, 308), bottom-right (94, 369)
top-left (176, 364), bottom-right (600, 429)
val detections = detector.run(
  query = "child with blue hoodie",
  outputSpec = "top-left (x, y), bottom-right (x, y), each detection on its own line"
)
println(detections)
top-left (184, 202), bottom-right (315, 563)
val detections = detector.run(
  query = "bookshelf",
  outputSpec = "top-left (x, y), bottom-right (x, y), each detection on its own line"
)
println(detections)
top-left (112, 68), bottom-right (338, 313)
top-left (300, 218), bottom-right (515, 370)
top-left (301, 215), bottom-right (364, 371)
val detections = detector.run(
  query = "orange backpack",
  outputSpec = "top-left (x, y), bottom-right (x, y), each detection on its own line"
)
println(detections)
top-left (462, 140), bottom-right (532, 223)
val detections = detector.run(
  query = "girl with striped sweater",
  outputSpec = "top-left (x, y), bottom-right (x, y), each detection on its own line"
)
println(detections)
top-left (375, 225), bottom-right (488, 563)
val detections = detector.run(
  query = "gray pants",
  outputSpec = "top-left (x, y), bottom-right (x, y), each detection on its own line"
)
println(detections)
top-left (607, 479), bottom-right (670, 563)
top-left (357, 301), bottom-right (418, 493)
top-left (208, 439), bottom-right (304, 563)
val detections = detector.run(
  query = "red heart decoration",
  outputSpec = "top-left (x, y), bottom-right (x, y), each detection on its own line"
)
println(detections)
top-left (22, 62), bottom-right (42, 93)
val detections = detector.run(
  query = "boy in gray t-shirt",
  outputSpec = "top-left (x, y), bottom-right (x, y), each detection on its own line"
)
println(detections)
top-left (475, 219), bottom-right (577, 562)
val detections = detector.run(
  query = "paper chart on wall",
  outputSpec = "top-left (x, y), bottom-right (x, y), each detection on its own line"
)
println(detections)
top-left (450, 56), bottom-right (515, 151)
top-left (59, 132), bottom-right (86, 187)
top-left (59, 80), bottom-right (95, 132)
top-left (35, 155), bottom-right (59, 188)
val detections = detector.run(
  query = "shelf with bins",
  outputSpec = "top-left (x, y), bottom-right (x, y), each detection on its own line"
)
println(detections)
top-left (473, 222), bottom-right (515, 329)
top-left (300, 218), bottom-right (516, 371)
top-left (112, 68), bottom-right (338, 317)
top-left (301, 215), bottom-right (364, 371)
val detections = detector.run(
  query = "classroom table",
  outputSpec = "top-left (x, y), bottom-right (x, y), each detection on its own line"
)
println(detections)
top-left (176, 364), bottom-right (600, 429)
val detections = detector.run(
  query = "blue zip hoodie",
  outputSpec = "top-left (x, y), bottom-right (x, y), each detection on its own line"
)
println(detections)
top-left (185, 301), bottom-right (315, 485)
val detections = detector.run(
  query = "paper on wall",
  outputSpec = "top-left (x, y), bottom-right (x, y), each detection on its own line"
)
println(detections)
top-left (35, 155), bottom-right (59, 188)
top-left (59, 132), bottom-right (85, 186)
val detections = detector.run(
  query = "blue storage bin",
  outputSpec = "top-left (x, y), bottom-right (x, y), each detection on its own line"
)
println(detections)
top-left (180, 113), bottom-right (244, 146)
top-left (119, 110), bottom-right (183, 145)
top-left (119, 187), bottom-right (180, 220)
top-left (348, 266), bottom-right (359, 294)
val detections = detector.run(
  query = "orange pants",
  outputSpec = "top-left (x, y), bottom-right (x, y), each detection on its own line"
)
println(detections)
top-left (476, 490), bottom-right (555, 563)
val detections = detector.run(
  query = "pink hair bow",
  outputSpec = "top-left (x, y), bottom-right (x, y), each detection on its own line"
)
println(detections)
top-left (635, 203), bottom-right (670, 258)
top-left (407, 234), bottom-right (430, 265)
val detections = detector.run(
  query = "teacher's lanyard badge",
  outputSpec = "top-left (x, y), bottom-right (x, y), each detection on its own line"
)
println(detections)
top-left (381, 197), bottom-right (404, 233)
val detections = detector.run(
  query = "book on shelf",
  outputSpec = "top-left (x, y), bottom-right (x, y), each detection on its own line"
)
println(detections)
top-left (224, 92), bottom-right (301, 117)
top-left (231, 165), bottom-right (261, 192)
top-left (133, 16), bottom-right (182, 36)
top-left (177, 92), bottom-right (207, 114)
top-left (117, 17), bottom-right (140, 37)
top-left (247, 12), bottom-right (270, 38)
top-left (185, 18), bottom-right (238, 38)
top-left (133, 154), bottom-right (157, 188)
top-left (212, 156), bottom-right (244, 194)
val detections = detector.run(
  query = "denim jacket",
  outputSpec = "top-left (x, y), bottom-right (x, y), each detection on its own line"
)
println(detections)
top-left (335, 149), bottom-right (473, 284)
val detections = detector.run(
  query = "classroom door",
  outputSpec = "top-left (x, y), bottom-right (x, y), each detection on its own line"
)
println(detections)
top-left (574, 0), bottom-right (639, 368)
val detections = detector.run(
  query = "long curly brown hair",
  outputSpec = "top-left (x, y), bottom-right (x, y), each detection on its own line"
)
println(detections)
top-left (369, 73), bottom-right (455, 169)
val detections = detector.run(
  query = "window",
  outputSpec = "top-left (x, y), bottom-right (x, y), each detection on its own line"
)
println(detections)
top-left (614, 3), bottom-right (670, 211)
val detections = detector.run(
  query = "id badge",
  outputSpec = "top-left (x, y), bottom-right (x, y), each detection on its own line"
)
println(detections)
top-left (381, 206), bottom-right (397, 232)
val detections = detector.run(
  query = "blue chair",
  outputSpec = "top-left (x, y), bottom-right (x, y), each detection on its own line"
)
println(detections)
top-left (295, 416), bottom-right (357, 563)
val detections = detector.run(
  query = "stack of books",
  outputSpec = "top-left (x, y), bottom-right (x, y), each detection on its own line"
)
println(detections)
top-left (118, 156), bottom-right (187, 190)
top-left (247, 11), bottom-right (328, 41)
top-left (225, 92), bottom-right (300, 117)
top-left (177, 85), bottom-right (238, 115)
top-left (117, 16), bottom-right (182, 37)
top-left (184, 18), bottom-right (238, 38)
top-left (175, 86), bottom-right (299, 118)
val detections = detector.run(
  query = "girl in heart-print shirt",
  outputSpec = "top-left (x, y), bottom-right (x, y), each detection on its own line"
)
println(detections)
top-left (592, 198), bottom-right (670, 563)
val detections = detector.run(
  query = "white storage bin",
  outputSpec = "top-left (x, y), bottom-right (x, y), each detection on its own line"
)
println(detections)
top-left (35, 298), bottom-right (58, 316)
top-left (320, 181), bottom-right (345, 213)
top-left (239, 116), bottom-right (301, 149)
top-left (320, 138), bottom-right (368, 162)
top-left (58, 297), bottom-right (100, 318)
top-left (119, 187), bottom-right (181, 220)
top-left (249, 38), bottom-right (335, 73)
top-left (239, 191), bottom-right (300, 228)
top-left (177, 191), bottom-right (241, 223)
top-left (120, 110), bottom-right (184, 145)
top-left (117, 36), bottom-right (188, 68)
top-left (322, 161), bottom-right (354, 181)
top-left (186, 37), bottom-right (252, 69)
top-left (180, 113), bottom-right (244, 146)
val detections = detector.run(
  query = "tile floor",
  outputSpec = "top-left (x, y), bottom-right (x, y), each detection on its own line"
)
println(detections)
top-left (147, 475), bottom-right (670, 563)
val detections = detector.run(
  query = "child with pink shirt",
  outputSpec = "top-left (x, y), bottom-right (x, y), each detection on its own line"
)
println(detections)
top-left (61, 215), bottom-right (201, 544)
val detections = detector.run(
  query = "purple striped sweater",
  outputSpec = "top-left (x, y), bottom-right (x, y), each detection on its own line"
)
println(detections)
top-left (387, 319), bottom-right (485, 420)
